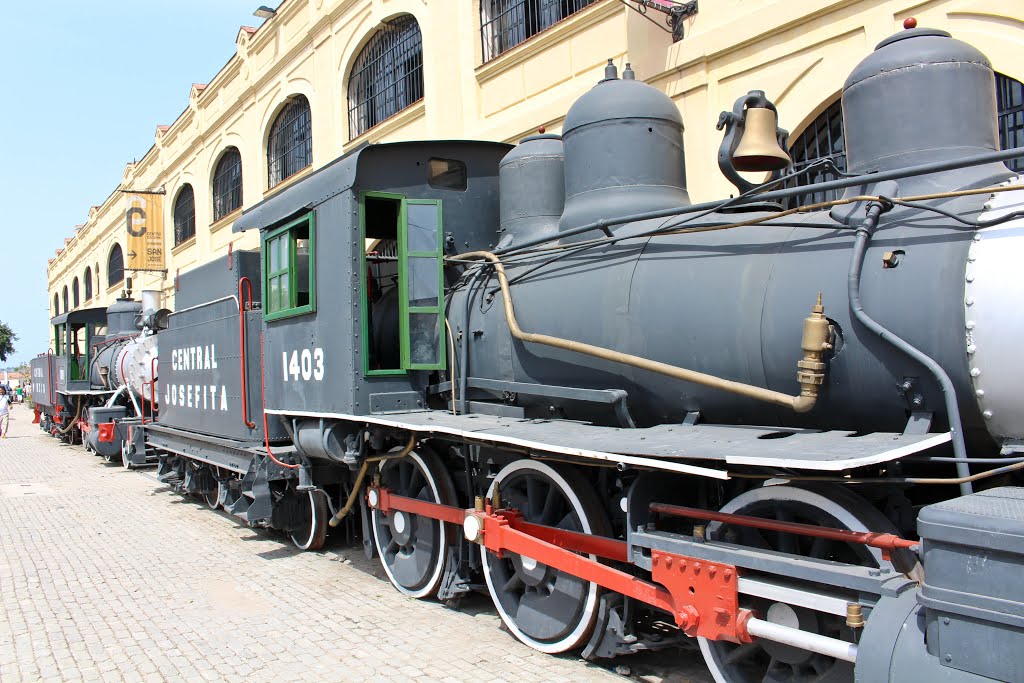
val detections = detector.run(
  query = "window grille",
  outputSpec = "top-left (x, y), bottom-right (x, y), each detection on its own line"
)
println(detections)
top-left (62, 286), bottom-right (69, 313)
top-left (480, 0), bottom-right (597, 63)
top-left (779, 100), bottom-right (846, 209)
top-left (107, 245), bottom-right (124, 288)
top-left (996, 73), bottom-right (1024, 173)
top-left (83, 267), bottom-right (92, 301)
top-left (173, 185), bottom-right (196, 246)
top-left (268, 96), bottom-right (312, 188)
top-left (782, 73), bottom-right (1024, 209)
top-left (348, 15), bottom-right (424, 139)
top-left (72, 278), bottom-right (80, 309)
top-left (213, 147), bottom-right (243, 221)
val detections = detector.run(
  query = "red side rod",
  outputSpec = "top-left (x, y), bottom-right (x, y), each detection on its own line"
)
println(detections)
top-left (649, 502), bottom-right (919, 552)
top-left (238, 277), bottom-right (256, 429)
top-left (372, 488), bottom-right (749, 642)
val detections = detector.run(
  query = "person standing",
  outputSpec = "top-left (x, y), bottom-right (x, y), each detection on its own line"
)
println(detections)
top-left (0, 386), bottom-right (10, 438)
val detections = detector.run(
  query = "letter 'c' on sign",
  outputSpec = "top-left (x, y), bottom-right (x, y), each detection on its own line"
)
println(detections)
top-left (126, 206), bottom-right (147, 237)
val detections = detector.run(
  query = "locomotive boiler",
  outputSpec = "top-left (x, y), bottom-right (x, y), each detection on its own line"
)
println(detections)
top-left (52, 23), bottom-right (1024, 683)
top-left (80, 291), bottom-right (162, 461)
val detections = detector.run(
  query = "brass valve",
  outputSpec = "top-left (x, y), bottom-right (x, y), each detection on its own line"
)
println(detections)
top-left (796, 293), bottom-right (833, 402)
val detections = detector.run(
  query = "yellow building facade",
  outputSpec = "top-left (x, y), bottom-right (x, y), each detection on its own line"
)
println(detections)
top-left (46, 0), bottom-right (1023, 324)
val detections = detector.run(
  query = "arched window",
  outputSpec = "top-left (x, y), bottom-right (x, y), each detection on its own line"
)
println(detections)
top-left (782, 73), bottom-right (1024, 207)
top-left (72, 277), bottom-right (80, 309)
top-left (108, 244), bottom-right (124, 288)
top-left (480, 1), bottom-right (597, 62)
top-left (95, 263), bottom-right (100, 294)
top-left (84, 267), bottom-right (93, 301)
top-left (173, 184), bottom-right (196, 246)
top-left (53, 293), bottom-right (59, 317)
top-left (212, 147), bottom-right (243, 221)
top-left (62, 286), bottom-right (69, 313)
top-left (996, 73), bottom-right (1024, 172)
top-left (348, 15), bottom-right (424, 139)
top-left (267, 95), bottom-right (312, 188)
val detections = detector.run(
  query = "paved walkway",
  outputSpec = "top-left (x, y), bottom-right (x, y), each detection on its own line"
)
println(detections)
top-left (0, 408), bottom-right (709, 683)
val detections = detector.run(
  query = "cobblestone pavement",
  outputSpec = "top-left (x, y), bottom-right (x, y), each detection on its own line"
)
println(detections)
top-left (0, 410), bottom-right (711, 683)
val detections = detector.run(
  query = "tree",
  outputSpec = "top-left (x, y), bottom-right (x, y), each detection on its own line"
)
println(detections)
top-left (0, 321), bottom-right (17, 362)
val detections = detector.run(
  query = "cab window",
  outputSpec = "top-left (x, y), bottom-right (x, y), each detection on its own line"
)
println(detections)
top-left (263, 213), bottom-right (316, 321)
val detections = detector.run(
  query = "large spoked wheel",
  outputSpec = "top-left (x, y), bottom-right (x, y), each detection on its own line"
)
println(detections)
top-left (372, 448), bottom-right (456, 598)
top-left (203, 471), bottom-right (223, 510)
top-left (698, 484), bottom-right (908, 683)
top-left (481, 460), bottom-right (611, 654)
top-left (289, 489), bottom-right (329, 551)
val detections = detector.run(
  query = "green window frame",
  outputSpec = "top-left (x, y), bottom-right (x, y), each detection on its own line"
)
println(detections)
top-left (359, 193), bottom-right (445, 375)
top-left (262, 212), bottom-right (317, 321)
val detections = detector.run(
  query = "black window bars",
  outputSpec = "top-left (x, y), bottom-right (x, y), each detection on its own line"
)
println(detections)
top-left (480, 0), bottom-right (597, 63)
top-left (268, 95), bottom-right (313, 188)
top-left (107, 245), bottom-right (123, 288)
top-left (996, 73), bottom-right (1024, 173)
top-left (348, 15), bottom-right (424, 139)
top-left (173, 184), bottom-right (196, 246)
top-left (781, 72), bottom-right (1024, 208)
top-left (213, 147), bottom-right (243, 221)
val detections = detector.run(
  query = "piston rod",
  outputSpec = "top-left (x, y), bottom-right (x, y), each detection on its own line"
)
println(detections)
top-left (744, 616), bottom-right (858, 663)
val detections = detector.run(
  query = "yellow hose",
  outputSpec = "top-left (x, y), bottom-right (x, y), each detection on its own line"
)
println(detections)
top-left (451, 251), bottom-right (826, 413)
top-left (327, 434), bottom-right (416, 528)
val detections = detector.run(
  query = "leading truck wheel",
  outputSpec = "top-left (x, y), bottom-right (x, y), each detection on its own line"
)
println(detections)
top-left (372, 448), bottom-right (456, 598)
top-left (698, 485), bottom-right (906, 683)
top-left (481, 460), bottom-right (611, 654)
top-left (289, 490), bottom-right (328, 551)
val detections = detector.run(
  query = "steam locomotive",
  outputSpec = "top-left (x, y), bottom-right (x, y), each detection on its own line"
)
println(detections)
top-left (39, 26), bottom-right (1024, 683)
top-left (31, 288), bottom-right (160, 464)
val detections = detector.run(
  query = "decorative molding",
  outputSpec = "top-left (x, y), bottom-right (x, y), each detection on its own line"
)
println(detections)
top-left (344, 99), bottom-right (426, 150)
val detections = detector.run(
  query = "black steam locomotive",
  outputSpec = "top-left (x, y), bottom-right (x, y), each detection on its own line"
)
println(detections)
top-left (40, 27), bottom-right (1024, 683)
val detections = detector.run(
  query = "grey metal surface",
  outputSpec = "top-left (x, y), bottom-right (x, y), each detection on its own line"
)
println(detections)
top-left (159, 297), bottom-right (285, 442)
top-left (842, 28), bottom-right (1008, 192)
top-left (268, 408), bottom-right (947, 471)
top-left (173, 250), bottom-right (262, 311)
top-left (249, 142), bottom-right (509, 420)
top-left (104, 298), bottom-right (142, 336)
top-left (446, 30), bottom-right (1016, 446)
top-left (144, 423), bottom-right (274, 474)
top-left (29, 355), bottom-right (55, 409)
top-left (559, 64), bottom-right (689, 232)
top-left (498, 134), bottom-right (564, 247)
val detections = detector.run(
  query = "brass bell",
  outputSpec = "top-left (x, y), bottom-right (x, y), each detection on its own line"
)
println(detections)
top-left (732, 106), bottom-right (792, 172)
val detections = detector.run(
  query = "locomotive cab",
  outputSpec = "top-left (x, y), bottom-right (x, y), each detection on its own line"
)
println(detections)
top-left (234, 141), bottom-right (510, 423)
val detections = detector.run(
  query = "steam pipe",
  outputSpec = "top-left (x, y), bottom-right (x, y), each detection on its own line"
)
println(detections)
top-left (459, 270), bottom-right (485, 414)
top-left (495, 146), bottom-right (1024, 256)
top-left (454, 252), bottom-right (829, 413)
top-left (328, 434), bottom-right (416, 527)
top-left (847, 200), bottom-right (971, 494)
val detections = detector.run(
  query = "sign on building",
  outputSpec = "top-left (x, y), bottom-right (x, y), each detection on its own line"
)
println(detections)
top-left (124, 192), bottom-right (166, 271)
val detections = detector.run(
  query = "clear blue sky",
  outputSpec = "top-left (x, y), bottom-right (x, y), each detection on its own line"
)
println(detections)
top-left (0, 1), bottom-right (269, 367)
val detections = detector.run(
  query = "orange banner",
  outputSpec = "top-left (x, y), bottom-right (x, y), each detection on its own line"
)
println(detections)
top-left (124, 193), bottom-right (165, 271)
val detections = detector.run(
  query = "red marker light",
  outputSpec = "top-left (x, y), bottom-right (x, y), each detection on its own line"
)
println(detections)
top-left (903, 17), bottom-right (917, 29)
